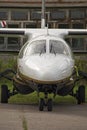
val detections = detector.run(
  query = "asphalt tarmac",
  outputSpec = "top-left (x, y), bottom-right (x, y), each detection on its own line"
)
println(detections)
top-left (0, 103), bottom-right (87, 130)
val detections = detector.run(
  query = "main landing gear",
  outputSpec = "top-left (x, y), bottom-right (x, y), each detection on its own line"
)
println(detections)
top-left (0, 69), bottom-right (17, 103)
top-left (1, 85), bottom-right (9, 103)
top-left (1, 84), bottom-right (18, 104)
top-left (71, 85), bottom-right (85, 105)
top-left (39, 93), bottom-right (53, 111)
top-left (76, 85), bottom-right (85, 104)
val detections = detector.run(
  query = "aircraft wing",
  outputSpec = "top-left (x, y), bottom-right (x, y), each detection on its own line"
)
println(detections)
top-left (48, 29), bottom-right (87, 38)
top-left (0, 28), bottom-right (25, 36)
top-left (0, 28), bottom-right (87, 38)
top-left (67, 29), bottom-right (87, 37)
top-left (0, 28), bottom-right (38, 39)
top-left (0, 28), bottom-right (50, 38)
top-left (49, 29), bottom-right (87, 38)
top-left (0, 28), bottom-right (48, 36)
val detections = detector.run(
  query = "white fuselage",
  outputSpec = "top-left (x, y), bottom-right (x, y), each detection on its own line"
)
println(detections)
top-left (18, 35), bottom-right (74, 84)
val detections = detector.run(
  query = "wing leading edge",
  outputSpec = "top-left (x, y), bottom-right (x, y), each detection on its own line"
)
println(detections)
top-left (68, 29), bottom-right (87, 36)
top-left (0, 28), bottom-right (25, 35)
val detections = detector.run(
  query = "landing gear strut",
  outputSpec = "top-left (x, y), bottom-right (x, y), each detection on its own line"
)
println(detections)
top-left (39, 93), bottom-right (53, 111)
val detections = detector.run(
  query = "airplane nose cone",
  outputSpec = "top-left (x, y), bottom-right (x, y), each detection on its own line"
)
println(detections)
top-left (22, 54), bottom-right (74, 82)
top-left (39, 59), bottom-right (71, 81)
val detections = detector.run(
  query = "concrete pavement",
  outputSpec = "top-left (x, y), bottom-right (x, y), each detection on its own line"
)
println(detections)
top-left (0, 103), bottom-right (87, 130)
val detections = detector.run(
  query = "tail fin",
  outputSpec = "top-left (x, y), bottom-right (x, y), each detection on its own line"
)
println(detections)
top-left (41, 0), bottom-right (46, 28)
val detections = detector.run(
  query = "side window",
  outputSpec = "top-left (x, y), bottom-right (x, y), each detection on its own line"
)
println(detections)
top-left (18, 42), bottom-right (29, 58)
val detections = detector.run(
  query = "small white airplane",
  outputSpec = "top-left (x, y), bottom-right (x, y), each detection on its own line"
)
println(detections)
top-left (0, 0), bottom-right (87, 111)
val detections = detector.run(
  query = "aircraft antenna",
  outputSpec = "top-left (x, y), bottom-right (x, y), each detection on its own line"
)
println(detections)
top-left (41, 0), bottom-right (46, 28)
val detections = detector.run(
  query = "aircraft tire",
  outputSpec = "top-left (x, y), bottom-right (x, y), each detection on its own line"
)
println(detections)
top-left (47, 99), bottom-right (53, 111)
top-left (77, 85), bottom-right (85, 104)
top-left (1, 84), bottom-right (8, 103)
top-left (39, 98), bottom-right (44, 111)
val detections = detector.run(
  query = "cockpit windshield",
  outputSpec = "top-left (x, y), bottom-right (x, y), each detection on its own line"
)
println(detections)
top-left (26, 40), bottom-right (46, 55)
top-left (49, 40), bottom-right (70, 56)
top-left (19, 38), bottom-right (71, 58)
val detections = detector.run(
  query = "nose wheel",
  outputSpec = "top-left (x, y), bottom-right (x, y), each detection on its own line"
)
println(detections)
top-left (39, 98), bottom-right (44, 111)
top-left (47, 99), bottom-right (53, 111)
top-left (39, 93), bottom-right (53, 111)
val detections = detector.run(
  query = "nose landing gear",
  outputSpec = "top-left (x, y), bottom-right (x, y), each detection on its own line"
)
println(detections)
top-left (39, 93), bottom-right (53, 111)
top-left (39, 98), bottom-right (44, 111)
top-left (47, 98), bottom-right (53, 111)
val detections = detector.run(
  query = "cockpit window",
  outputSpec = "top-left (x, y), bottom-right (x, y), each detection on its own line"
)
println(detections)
top-left (18, 41), bottom-right (29, 59)
top-left (49, 40), bottom-right (69, 56)
top-left (26, 40), bottom-right (46, 56)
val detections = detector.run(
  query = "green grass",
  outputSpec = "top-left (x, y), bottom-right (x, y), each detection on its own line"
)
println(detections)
top-left (9, 92), bottom-right (39, 104)
top-left (22, 117), bottom-right (28, 130)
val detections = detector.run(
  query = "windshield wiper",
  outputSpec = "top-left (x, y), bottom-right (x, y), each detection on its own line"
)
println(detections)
top-left (40, 45), bottom-right (46, 55)
top-left (50, 44), bottom-right (56, 55)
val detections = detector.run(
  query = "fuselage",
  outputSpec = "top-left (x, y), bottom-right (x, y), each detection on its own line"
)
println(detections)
top-left (17, 34), bottom-right (74, 84)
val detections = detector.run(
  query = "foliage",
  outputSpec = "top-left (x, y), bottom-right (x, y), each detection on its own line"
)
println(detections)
top-left (0, 57), bottom-right (17, 72)
top-left (75, 59), bottom-right (87, 72)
